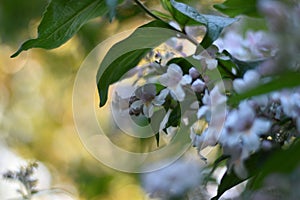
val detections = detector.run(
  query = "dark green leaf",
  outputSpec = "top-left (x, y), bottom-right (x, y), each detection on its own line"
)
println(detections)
top-left (229, 71), bottom-right (300, 106)
top-left (214, 0), bottom-right (260, 18)
top-left (212, 150), bottom-right (272, 200)
top-left (216, 51), bottom-right (264, 79)
top-left (170, 0), bottom-right (237, 48)
top-left (97, 20), bottom-right (179, 107)
top-left (165, 105), bottom-right (181, 128)
top-left (221, 51), bottom-right (265, 76)
top-left (251, 140), bottom-right (300, 189)
top-left (11, 0), bottom-right (107, 58)
top-left (155, 132), bottom-right (160, 147)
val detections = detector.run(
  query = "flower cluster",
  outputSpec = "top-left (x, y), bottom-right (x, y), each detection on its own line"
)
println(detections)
top-left (2, 162), bottom-right (39, 198)
top-left (141, 157), bottom-right (205, 199)
top-left (108, 1), bottom-right (300, 199)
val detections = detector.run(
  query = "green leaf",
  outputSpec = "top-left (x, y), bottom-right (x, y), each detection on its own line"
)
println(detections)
top-left (11, 0), bottom-right (107, 58)
top-left (214, 0), bottom-right (260, 18)
top-left (251, 140), bottom-right (300, 189)
top-left (170, 0), bottom-right (237, 48)
top-left (152, 10), bottom-right (173, 21)
top-left (229, 71), bottom-right (300, 106)
top-left (97, 20), bottom-right (179, 107)
top-left (212, 150), bottom-right (272, 200)
top-left (216, 51), bottom-right (265, 79)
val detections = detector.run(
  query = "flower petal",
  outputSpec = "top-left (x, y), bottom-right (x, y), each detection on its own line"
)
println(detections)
top-left (180, 75), bottom-right (192, 85)
top-left (153, 89), bottom-right (169, 105)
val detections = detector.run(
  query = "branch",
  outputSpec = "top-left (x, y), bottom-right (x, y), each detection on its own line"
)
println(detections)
top-left (133, 0), bottom-right (162, 21)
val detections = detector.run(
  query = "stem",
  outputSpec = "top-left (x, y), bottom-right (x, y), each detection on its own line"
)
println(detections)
top-left (182, 28), bottom-right (199, 46)
top-left (133, 0), bottom-right (162, 21)
top-left (133, 0), bottom-right (198, 47)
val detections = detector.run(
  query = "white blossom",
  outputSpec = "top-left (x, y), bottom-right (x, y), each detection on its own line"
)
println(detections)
top-left (214, 30), bottom-right (277, 60)
top-left (141, 158), bottom-right (203, 199)
top-left (191, 84), bottom-right (227, 154)
top-left (191, 79), bottom-right (205, 93)
top-left (233, 70), bottom-right (261, 94)
top-left (189, 67), bottom-right (200, 79)
top-left (130, 84), bottom-right (168, 118)
top-left (159, 63), bottom-right (192, 101)
top-left (220, 101), bottom-right (271, 177)
top-left (280, 90), bottom-right (300, 131)
top-left (193, 52), bottom-right (218, 70)
top-left (197, 85), bottom-right (227, 121)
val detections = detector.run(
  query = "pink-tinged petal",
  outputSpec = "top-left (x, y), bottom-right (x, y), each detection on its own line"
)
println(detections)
top-left (159, 64), bottom-right (183, 87)
top-left (167, 63), bottom-right (183, 77)
top-left (189, 67), bottom-right (200, 79)
top-left (191, 79), bottom-right (205, 93)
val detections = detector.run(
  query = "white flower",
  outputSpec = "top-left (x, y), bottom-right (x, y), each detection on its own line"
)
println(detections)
top-left (233, 70), bottom-right (261, 94)
top-left (189, 67), bottom-right (200, 79)
top-left (193, 52), bottom-right (218, 70)
top-left (159, 64), bottom-right (192, 101)
top-left (190, 120), bottom-right (215, 153)
top-left (223, 144), bottom-right (249, 178)
top-left (214, 31), bottom-right (249, 59)
top-left (214, 30), bottom-right (276, 60)
top-left (130, 84), bottom-right (168, 118)
top-left (191, 79), bottom-right (205, 93)
top-left (197, 85), bottom-right (227, 121)
top-left (244, 31), bottom-right (277, 57)
top-left (280, 90), bottom-right (300, 131)
top-left (220, 101), bottom-right (271, 154)
top-left (191, 84), bottom-right (227, 154)
top-left (141, 158), bottom-right (203, 199)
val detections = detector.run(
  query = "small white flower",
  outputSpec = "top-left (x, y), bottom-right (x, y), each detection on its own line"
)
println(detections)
top-left (130, 84), bottom-right (168, 118)
top-left (193, 52), bottom-right (218, 70)
top-left (197, 85), bottom-right (227, 121)
top-left (189, 67), bottom-right (200, 79)
top-left (191, 79), bottom-right (205, 93)
top-left (159, 64), bottom-right (192, 101)
top-left (191, 84), bottom-right (227, 155)
top-left (280, 90), bottom-right (300, 131)
top-left (233, 70), bottom-right (261, 94)
top-left (214, 30), bottom-right (277, 60)
top-left (220, 101), bottom-right (271, 154)
top-left (223, 144), bottom-right (249, 178)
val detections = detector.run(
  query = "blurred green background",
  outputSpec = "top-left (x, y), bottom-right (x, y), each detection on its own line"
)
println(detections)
top-left (0, 0), bottom-right (221, 199)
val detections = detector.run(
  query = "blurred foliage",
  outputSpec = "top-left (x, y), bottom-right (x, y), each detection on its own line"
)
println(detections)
top-left (0, 0), bottom-right (48, 44)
